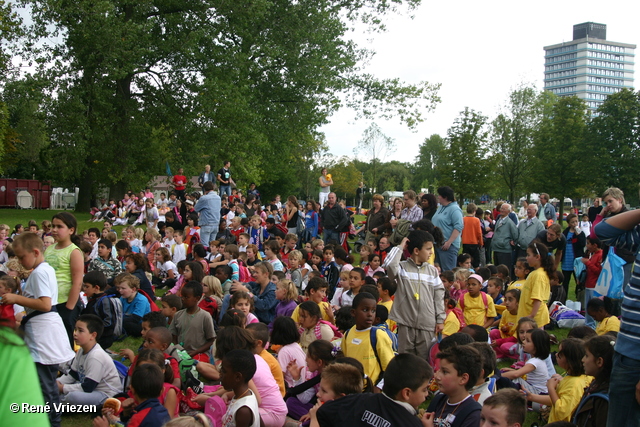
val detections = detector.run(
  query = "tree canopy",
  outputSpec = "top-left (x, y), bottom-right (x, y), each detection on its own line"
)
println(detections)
top-left (4, 0), bottom-right (440, 209)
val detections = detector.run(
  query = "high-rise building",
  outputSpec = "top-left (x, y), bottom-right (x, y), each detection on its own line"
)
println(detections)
top-left (543, 22), bottom-right (635, 111)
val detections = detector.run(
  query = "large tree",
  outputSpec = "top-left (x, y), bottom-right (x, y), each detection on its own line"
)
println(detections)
top-left (489, 85), bottom-right (541, 203)
top-left (532, 95), bottom-right (588, 220)
top-left (12, 0), bottom-right (439, 210)
top-left (439, 107), bottom-right (489, 202)
top-left (413, 133), bottom-right (444, 192)
top-left (353, 122), bottom-right (396, 193)
top-left (586, 89), bottom-right (640, 205)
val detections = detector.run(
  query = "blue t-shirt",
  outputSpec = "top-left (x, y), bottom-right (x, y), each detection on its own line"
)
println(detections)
top-left (120, 292), bottom-right (151, 318)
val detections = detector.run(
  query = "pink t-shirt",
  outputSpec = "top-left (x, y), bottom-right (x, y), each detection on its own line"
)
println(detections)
top-left (252, 355), bottom-right (287, 420)
top-left (276, 343), bottom-right (307, 388)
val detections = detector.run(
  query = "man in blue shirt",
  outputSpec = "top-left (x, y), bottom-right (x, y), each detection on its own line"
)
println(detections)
top-left (195, 181), bottom-right (222, 247)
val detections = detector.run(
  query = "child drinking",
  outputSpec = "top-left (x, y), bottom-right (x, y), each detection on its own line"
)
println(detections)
top-left (297, 301), bottom-right (337, 352)
top-left (586, 297), bottom-right (620, 335)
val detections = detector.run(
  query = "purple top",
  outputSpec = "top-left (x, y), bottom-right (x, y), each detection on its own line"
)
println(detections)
top-left (268, 300), bottom-right (298, 332)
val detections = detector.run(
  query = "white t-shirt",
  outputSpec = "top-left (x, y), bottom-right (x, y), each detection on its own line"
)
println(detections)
top-left (172, 243), bottom-right (187, 264)
top-left (156, 260), bottom-right (177, 279)
top-left (59, 343), bottom-right (121, 396)
top-left (22, 262), bottom-right (75, 365)
top-left (525, 357), bottom-right (550, 393)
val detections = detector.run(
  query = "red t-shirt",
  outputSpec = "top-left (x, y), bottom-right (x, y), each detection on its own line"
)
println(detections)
top-left (172, 175), bottom-right (186, 191)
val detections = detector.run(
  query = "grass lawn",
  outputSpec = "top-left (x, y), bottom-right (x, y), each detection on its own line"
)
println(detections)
top-left (0, 208), bottom-right (135, 235)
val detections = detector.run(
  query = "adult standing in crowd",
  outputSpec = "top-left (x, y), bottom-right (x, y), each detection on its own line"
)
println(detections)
top-left (318, 168), bottom-right (333, 207)
top-left (391, 190), bottom-right (423, 230)
top-left (492, 203), bottom-right (518, 277)
top-left (515, 203), bottom-right (545, 258)
top-left (420, 193), bottom-right (438, 221)
top-left (198, 164), bottom-right (215, 191)
top-left (594, 208), bottom-right (640, 427)
top-left (172, 167), bottom-right (187, 201)
top-left (461, 202), bottom-right (483, 269)
top-left (538, 193), bottom-right (557, 226)
top-left (432, 186), bottom-right (464, 271)
top-left (587, 198), bottom-right (602, 223)
top-left (320, 192), bottom-right (349, 245)
top-left (217, 161), bottom-right (232, 197)
top-left (195, 181), bottom-right (221, 247)
top-left (364, 194), bottom-right (391, 243)
top-left (284, 195), bottom-right (300, 235)
top-left (355, 182), bottom-right (365, 214)
top-left (535, 223), bottom-right (566, 271)
top-left (592, 187), bottom-right (636, 313)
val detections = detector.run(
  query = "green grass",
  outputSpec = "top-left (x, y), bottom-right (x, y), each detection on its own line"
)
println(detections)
top-left (1, 208), bottom-right (131, 235)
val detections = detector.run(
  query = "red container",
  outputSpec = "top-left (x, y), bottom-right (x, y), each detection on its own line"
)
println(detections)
top-left (0, 179), bottom-right (52, 208)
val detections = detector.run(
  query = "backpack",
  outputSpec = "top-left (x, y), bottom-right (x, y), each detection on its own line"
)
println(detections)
top-left (170, 347), bottom-right (204, 394)
top-left (458, 291), bottom-right (489, 311)
top-left (343, 326), bottom-right (392, 385)
top-left (95, 294), bottom-right (124, 338)
top-left (572, 392), bottom-right (609, 426)
top-left (138, 289), bottom-right (161, 312)
top-left (113, 360), bottom-right (129, 393)
top-left (447, 307), bottom-right (467, 331)
top-left (375, 323), bottom-right (398, 352)
top-left (238, 261), bottom-right (252, 283)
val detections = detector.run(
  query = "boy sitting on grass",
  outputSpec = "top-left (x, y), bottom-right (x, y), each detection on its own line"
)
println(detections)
top-left (57, 314), bottom-right (121, 406)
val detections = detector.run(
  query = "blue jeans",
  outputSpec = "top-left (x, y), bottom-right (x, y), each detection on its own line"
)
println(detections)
top-left (584, 288), bottom-right (596, 328)
top-left (607, 352), bottom-right (640, 427)
top-left (323, 229), bottom-right (340, 245)
top-left (220, 185), bottom-right (231, 197)
top-left (436, 245), bottom-right (459, 272)
top-left (200, 224), bottom-right (218, 247)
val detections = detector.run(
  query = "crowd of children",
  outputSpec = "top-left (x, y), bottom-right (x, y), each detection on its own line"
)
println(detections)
top-left (0, 189), bottom-right (627, 427)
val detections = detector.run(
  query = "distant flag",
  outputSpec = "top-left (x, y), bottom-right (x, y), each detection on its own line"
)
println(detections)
top-left (165, 161), bottom-right (172, 177)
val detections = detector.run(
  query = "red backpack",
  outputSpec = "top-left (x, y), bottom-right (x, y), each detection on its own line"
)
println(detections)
top-left (447, 307), bottom-right (467, 331)
top-left (138, 289), bottom-right (161, 312)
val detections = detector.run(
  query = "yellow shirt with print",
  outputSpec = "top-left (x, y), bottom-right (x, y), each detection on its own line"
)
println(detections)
top-left (498, 310), bottom-right (519, 338)
top-left (462, 292), bottom-right (497, 326)
top-left (595, 315), bottom-right (620, 335)
top-left (342, 326), bottom-right (394, 384)
top-left (290, 301), bottom-right (332, 324)
top-left (508, 279), bottom-right (525, 291)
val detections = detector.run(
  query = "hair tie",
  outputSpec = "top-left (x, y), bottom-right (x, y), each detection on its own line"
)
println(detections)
top-left (610, 341), bottom-right (616, 347)
top-left (164, 359), bottom-right (170, 366)
top-left (331, 345), bottom-right (341, 357)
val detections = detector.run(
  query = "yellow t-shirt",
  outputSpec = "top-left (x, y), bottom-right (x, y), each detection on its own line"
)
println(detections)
top-left (498, 310), bottom-right (519, 338)
top-left (378, 300), bottom-right (396, 332)
top-left (462, 292), bottom-right (497, 326)
top-left (595, 316), bottom-right (620, 335)
top-left (548, 374), bottom-right (593, 423)
top-left (259, 349), bottom-right (286, 397)
top-left (517, 268), bottom-right (550, 327)
top-left (290, 301), bottom-right (332, 324)
top-left (508, 279), bottom-right (526, 291)
top-left (443, 311), bottom-right (460, 337)
top-left (342, 326), bottom-right (394, 384)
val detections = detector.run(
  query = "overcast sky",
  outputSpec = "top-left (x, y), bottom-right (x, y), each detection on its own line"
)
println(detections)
top-left (321, 0), bottom-right (640, 163)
